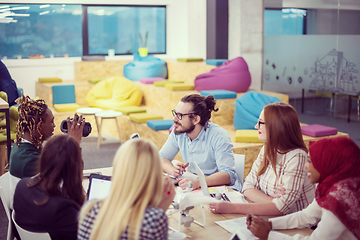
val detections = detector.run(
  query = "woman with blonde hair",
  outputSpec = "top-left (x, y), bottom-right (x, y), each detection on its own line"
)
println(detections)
top-left (210, 102), bottom-right (315, 216)
top-left (78, 138), bottom-right (175, 240)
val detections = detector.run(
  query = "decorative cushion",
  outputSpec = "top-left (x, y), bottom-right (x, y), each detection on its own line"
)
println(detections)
top-left (129, 113), bottom-right (163, 123)
top-left (200, 90), bottom-right (237, 99)
top-left (206, 59), bottom-right (228, 66)
top-left (52, 85), bottom-right (76, 105)
top-left (154, 80), bottom-right (184, 87)
top-left (233, 91), bottom-right (282, 130)
top-left (116, 106), bottom-right (147, 115)
top-left (177, 58), bottom-right (203, 62)
top-left (301, 124), bottom-right (338, 137)
top-left (85, 76), bottom-right (142, 109)
top-left (88, 78), bottom-right (104, 84)
top-left (139, 77), bottom-right (165, 84)
top-left (235, 130), bottom-right (264, 143)
top-left (54, 103), bottom-right (81, 112)
top-left (123, 55), bottom-right (167, 81)
top-left (165, 83), bottom-right (194, 91)
top-left (38, 77), bottom-right (62, 83)
top-left (194, 57), bottom-right (251, 93)
top-left (147, 119), bottom-right (174, 131)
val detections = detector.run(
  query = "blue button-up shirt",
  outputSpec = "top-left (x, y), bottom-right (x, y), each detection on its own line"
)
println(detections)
top-left (159, 122), bottom-right (241, 191)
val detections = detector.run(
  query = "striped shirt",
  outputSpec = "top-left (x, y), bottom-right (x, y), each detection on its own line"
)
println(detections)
top-left (242, 146), bottom-right (315, 214)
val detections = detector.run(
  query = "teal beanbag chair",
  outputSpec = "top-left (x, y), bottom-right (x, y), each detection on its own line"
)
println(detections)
top-left (123, 55), bottom-right (168, 81)
top-left (233, 91), bottom-right (282, 130)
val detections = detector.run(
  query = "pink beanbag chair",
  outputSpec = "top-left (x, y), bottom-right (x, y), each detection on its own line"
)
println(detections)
top-left (194, 57), bottom-right (251, 93)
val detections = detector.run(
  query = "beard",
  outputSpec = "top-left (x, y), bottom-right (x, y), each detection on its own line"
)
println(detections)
top-left (174, 121), bottom-right (196, 135)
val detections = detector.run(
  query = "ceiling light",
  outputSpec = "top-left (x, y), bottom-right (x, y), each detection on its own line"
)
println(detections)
top-left (39, 11), bottom-right (49, 15)
top-left (40, 4), bottom-right (50, 8)
top-left (10, 6), bottom-right (30, 10)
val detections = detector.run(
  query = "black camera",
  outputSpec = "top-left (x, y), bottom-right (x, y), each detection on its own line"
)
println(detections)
top-left (60, 117), bottom-right (92, 137)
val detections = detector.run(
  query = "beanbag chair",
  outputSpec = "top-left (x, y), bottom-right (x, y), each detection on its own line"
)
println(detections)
top-left (194, 57), bottom-right (251, 93)
top-left (233, 91), bottom-right (282, 130)
top-left (85, 76), bottom-right (142, 110)
top-left (123, 55), bottom-right (167, 81)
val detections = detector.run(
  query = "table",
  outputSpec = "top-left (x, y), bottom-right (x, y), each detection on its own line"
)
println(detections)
top-left (76, 107), bottom-right (102, 132)
top-left (0, 98), bottom-right (11, 175)
top-left (94, 110), bottom-right (122, 149)
top-left (83, 167), bottom-right (313, 239)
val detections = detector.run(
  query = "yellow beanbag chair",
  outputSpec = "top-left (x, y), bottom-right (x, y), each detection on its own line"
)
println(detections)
top-left (235, 130), bottom-right (264, 143)
top-left (85, 76), bottom-right (142, 109)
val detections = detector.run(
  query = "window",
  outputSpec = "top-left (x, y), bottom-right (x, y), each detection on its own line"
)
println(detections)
top-left (0, 4), bottom-right (82, 59)
top-left (0, 4), bottom-right (166, 59)
top-left (86, 6), bottom-right (166, 55)
top-left (264, 8), bottom-right (306, 35)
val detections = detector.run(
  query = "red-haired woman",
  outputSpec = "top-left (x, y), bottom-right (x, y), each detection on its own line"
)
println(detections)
top-left (13, 134), bottom-right (85, 240)
top-left (210, 102), bottom-right (314, 216)
top-left (247, 136), bottom-right (359, 240)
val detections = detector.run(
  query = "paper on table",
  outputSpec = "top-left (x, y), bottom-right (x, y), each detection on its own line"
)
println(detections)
top-left (226, 192), bottom-right (248, 203)
top-left (215, 217), bottom-right (258, 240)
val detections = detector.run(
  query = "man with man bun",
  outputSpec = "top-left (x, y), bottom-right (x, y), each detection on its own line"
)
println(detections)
top-left (159, 94), bottom-right (241, 191)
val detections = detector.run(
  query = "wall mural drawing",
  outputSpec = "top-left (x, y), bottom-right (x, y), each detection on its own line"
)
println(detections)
top-left (263, 35), bottom-right (360, 96)
top-left (309, 49), bottom-right (358, 95)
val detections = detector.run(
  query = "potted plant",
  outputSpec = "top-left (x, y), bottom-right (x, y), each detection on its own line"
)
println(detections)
top-left (108, 37), bottom-right (117, 57)
top-left (138, 31), bottom-right (148, 57)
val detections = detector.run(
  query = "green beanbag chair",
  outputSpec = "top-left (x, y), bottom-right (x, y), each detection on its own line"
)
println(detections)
top-left (85, 76), bottom-right (142, 109)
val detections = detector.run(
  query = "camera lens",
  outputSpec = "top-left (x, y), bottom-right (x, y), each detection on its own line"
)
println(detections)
top-left (60, 119), bottom-right (92, 137)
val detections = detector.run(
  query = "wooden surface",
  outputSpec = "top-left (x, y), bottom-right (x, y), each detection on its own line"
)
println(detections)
top-left (83, 167), bottom-right (313, 239)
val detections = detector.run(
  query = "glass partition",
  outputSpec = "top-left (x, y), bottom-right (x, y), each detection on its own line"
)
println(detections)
top-left (263, 0), bottom-right (360, 123)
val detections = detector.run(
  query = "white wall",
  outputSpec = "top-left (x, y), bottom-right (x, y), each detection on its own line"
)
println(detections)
top-left (3, 0), bottom-right (207, 98)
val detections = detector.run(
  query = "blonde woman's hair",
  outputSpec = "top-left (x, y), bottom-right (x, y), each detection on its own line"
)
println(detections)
top-left (79, 139), bottom-right (163, 240)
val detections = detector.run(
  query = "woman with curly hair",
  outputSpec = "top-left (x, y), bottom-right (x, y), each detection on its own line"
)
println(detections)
top-left (9, 94), bottom-right (84, 178)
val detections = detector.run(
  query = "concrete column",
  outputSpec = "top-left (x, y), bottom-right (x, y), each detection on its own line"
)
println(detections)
top-left (229, 0), bottom-right (264, 90)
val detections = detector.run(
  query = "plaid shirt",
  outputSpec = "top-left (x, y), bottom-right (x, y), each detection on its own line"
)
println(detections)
top-left (77, 201), bottom-right (168, 240)
top-left (242, 146), bottom-right (315, 214)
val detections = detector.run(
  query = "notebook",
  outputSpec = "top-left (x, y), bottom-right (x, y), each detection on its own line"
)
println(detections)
top-left (87, 173), bottom-right (112, 201)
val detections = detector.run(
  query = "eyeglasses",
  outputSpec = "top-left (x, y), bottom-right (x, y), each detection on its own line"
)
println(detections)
top-left (172, 109), bottom-right (196, 120)
top-left (257, 120), bottom-right (265, 128)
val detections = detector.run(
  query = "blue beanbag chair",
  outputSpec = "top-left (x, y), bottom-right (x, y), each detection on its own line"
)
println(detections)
top-left (200, 90), bottom-right (237, 99)
top-left (206, 59), bottom-right (228, 66)
top-left (233, 91), bottom-right (282, 130)
top-left (147, 119), bottom-right (174, 131)
top-left (123, 55), bottom-right (168, 81)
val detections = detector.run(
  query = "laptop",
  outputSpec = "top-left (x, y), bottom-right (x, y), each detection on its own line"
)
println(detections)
top-left (193, 162), bottom-right (231, 202)
top-left (87, 173), bottom-right (112, 201)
